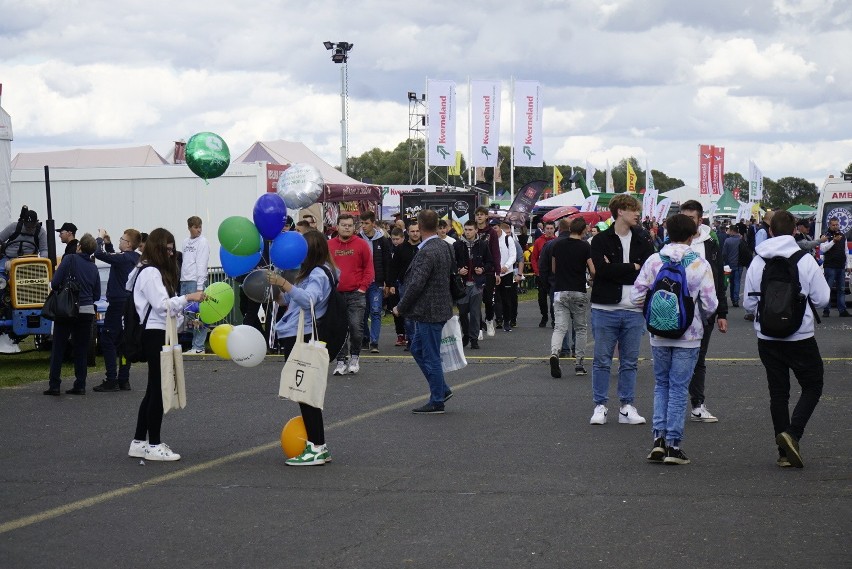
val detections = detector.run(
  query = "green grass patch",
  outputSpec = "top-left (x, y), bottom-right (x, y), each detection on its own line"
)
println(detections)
top-left (0, 337), bottom-right (106, 389)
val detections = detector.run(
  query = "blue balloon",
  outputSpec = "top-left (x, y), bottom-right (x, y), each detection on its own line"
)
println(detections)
top-left (220, 247), bottom-right (262, 278)
top-left (252, 193), bottom-right (288, 240)
top-left (270, 232), bottom-right (308, 270)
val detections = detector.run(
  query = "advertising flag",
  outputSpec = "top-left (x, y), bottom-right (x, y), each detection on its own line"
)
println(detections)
top-left (448, 151), bottom-right (462, 176)
top-left (749, 160), bottom-right (764, 202)
top-left (711, 146), bottom-right (725, 196)
top-left (427, 79), bottom-right (456, 167)
top-left (470, 80), bottom-right (501, 167)
top-left (642, 188), bottom-right (658, 220)
top-left (626, 161), bottom-right (637, 193)
top-left (505, 180), bottom-right (548, 226)
top-left (699, 144), bottom-right (712, 195)
top-left (553, 166), bottom-right (563, 195)
top-left (585, 161), bottom-right (597, 192)
top-left (580, 194), bottom-right (599, 212)
top-left (646, 159), bottom-right (655, 192)
top-left (512, 80), bottom-right (543, 167)
top-left (654, 197), bottom-right (673, 222)
top-left (605, 160), bottom-right (614, 193)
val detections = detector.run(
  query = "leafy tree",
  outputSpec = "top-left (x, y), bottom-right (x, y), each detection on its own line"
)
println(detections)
top-left (774, 177), bottom-right (818, 208)
top-left (724, 172), bottom-right (748, 199)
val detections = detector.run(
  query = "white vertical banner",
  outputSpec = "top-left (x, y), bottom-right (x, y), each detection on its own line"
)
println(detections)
top-left (736, 202), bottom-right (752, 222)
top-left (645, 159), bottom-right (656, 192)
top-left (605, 159), bottom-right (614, 193)
top-left (427, 79), bottom-right (456, 167)
top-left (642, 188), bottom-right (658, 219)
top-left (512, 80), bottom-right (542, 167)
top-left (654, 197), bottom-right (673, 222)
top-left (470, 80), bottom-right (501, 167)
top-left (749, 159), bottom-right (764, 202)
top-left (585, 160), bottom-right (597, 193)
top-left (579, 194), bottom-right (599, 212)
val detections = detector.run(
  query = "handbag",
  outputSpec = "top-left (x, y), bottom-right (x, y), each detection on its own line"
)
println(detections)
top-left (42, 257), bottom-right (80, 321)
top-left (440, 315), bottom-right (467, 373)
top-left (279, 301), bottom-right (329, 409)
top-left (161, 304), bottom-right (187, 414)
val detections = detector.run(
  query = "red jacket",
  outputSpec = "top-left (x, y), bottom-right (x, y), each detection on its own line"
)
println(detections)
top-left (531, 234), bottom-right (555, 276)
top-left (328, 235), bottom-right (374, 292)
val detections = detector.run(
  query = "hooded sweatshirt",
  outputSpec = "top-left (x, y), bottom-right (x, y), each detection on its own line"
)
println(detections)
top-left (743, 235), bottom-right (830, 341)
top-left (630, 243), bottom-right (718, 348)
top-left (358, 227), bottom-right (392, 286)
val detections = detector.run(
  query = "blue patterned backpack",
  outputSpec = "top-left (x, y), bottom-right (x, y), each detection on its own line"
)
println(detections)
top-left (643, 253), bottom-right (696, 339)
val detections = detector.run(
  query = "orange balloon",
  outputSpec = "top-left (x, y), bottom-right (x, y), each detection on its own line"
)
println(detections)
top-left (280, 416), bottom-right (308, 458)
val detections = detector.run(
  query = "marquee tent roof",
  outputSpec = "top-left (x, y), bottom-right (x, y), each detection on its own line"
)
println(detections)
top-left (235, 140), bottom-right (381, 202)
top-left (534, 188), bottom-right (587, 207)
top-left (11, 146), bottom-right (168, 169)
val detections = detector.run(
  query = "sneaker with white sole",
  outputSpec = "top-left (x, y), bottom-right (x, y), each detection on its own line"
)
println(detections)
top-left (333, 360), bottom-right (348, 376)
top-left (478, 329), bottom-right (484, 341)
top-left (647, 437), bottom-right (666, 462)
top-left (663, 446), bottom-right (690, 465)
top-left (690, 404), bottom-right (718, 423)
top-left (486, 319), bottom-right (496, 337)
top-left (128, 439), bottom-right (147, 458)
top-left (145, 443), bottom-right (181, 461)
top-left (618, 404), bottom-right (646, 425)
top-left (317, 444), bottom-right (332, 463)
top-left (590, 404), bottom-right (608, 425)
top-left (348, 355), bottom-right (360, 374)
top-left (286, 442), bottom-right (326, 466)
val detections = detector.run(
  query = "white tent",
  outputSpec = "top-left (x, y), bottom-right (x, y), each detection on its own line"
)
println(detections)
top-left (534, 188), bottom-right (587, 207)
top-left (660, 185), bottom-right (712, 210)
top-left (0, 94), bottom-right (12, 225)
top-left (235, 140), bottom-right (363, 187)
top-left (11, 146), bottom-right (167, 169)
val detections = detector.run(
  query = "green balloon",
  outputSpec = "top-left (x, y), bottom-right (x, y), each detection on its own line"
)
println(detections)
top-left (218, 216), bottom-right (261, 256)
top-left (186, 132), bottom-right (230, 180)
top-left (200, 282), bottom-right (235, 324)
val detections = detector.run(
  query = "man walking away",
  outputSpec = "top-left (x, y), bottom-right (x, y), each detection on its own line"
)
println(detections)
top-left (744, 210), bottom-right (830, 467)
top-left (721, 226), bottom-right (744, 307)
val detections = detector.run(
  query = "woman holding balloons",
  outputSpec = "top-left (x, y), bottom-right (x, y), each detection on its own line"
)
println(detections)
top-left (127, 228), bottom-right (205, 462)
top-left (267, 230), bottom-right (336, 466)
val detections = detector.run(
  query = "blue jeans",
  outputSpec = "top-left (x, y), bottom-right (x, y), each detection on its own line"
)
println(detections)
top-left (362, 282), bottom-right (384, 345)
top-left (651, 346), bottom-right (700, 446)
top-left (729, 266), bottom-right (742, 305)
top-left (823, 267), bottom-right (847, 313)
top-left (102, 298), bottom-right (131, 381)
top-left (181, 280), bottom-right (208, 351)
top-left (591, 308), bottom-right (646, 406)
top-left (409, 320), bottom-right (449, 406)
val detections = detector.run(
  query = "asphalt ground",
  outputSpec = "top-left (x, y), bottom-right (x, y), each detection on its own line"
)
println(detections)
top-left (1, 297), bottom-right (850, 568)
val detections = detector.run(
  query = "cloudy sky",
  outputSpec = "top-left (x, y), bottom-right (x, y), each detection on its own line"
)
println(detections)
top-left (2, 0), bottom-right (851, 187)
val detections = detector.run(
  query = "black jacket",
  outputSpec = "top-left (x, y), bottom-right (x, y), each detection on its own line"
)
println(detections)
top-left (539, 233), bottom-right (571, 289)
top-left (388, 240), bottom-right (418, 286)
top-left (359, 230), bottom-right (393, 286)
top-left (693, 234), bottom-right (728, 320)
top-left (453, 237), bottom-right (494, 287)
top-left (590, 225), bottom-right (655, 305)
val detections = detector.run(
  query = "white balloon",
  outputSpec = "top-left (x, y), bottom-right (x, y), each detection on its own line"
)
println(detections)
top-left (226, 325), bottom-right (267, 368)
top-left (277, 163), bottom-right (324, 209)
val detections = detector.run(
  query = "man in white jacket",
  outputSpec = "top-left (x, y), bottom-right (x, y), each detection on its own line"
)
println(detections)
top-left (497, 220), bottom-right (518, 332)
top-left (180, 216), bottom-right (210, 354)
top-left (744, 210), bottom-right (830, 469)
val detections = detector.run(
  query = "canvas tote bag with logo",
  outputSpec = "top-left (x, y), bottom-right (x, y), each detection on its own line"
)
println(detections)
top-left (279, 302), bottom-right (329, 409)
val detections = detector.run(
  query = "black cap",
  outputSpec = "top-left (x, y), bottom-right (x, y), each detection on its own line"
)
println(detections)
top-left (56, 222), bottom-right (77, 233)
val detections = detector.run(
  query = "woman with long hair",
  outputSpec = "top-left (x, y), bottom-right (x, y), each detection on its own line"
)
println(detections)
top-left (127, 228), bottom-right (205, 461)
top-left (267, 230), bottom-right (336, 466)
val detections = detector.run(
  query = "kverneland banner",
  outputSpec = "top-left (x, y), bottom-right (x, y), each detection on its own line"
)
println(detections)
top-left (427, 79), bottom-right (456, 167)
top-left (513, 80), bottom-right (543, 167)
top-left (699, 144), bottom-right (713, 195)
top-left (470, 80), bottom-right (501, 167)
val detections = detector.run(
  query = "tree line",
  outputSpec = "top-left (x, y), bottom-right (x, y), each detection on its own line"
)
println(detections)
top-left (345, 140), bottom-right (851, 211)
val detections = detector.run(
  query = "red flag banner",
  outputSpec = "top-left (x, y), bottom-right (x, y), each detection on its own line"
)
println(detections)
top-left (699, 144), bottom-right (712, 195)
top-left (712, 146), bottom-right (725, 196)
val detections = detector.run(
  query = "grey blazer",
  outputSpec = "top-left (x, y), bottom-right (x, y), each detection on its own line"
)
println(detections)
top-left (396, 237), bottom-right (453, 323)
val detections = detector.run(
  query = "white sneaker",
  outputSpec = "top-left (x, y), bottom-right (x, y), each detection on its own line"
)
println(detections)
top-left (590, 404), bottom-right (608, 425)
top-left (333, 360), bottom-right (348, 375)
top-left (348, 355), bottom-right (360, 374)
top-left (690, 404), bottom-right (718, 423)
top-left (618, 404), bottom-right (646, 425)
top-left (486, 320), bottom-right (496, 337)
top-left (128, 439), bottom-right (147, 458)
top-left (145, 443), bottom-right (181, 461)
top-left (478, 329), bottom-right (484, 341)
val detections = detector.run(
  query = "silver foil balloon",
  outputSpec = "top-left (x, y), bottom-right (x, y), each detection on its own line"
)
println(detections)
top-left (277, 163), bottom-right (324, 209)
top-left (241, 269), bottom-right (280, 303)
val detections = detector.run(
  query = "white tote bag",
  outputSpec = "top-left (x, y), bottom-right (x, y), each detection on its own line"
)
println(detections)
top-left (440, 315), bottom-right (467, 373)
top-left (161, 305), bottom-right (186, 414)
top-left (279, 302), bottom-right (329, 409)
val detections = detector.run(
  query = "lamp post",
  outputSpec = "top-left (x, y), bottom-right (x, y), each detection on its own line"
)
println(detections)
top-left (323, 41), bottom-right (353, 175)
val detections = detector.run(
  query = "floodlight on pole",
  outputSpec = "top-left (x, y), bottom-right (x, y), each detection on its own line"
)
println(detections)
top-left (323, 41), bottom-right (353, 174)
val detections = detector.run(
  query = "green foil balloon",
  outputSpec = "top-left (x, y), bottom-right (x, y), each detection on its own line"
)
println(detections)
top-left (186, 132), bottom-right (230, 180)
top-left (199, 282), bottom-right (235, 324)
top-left (218, 216), bottom-right (261, 256)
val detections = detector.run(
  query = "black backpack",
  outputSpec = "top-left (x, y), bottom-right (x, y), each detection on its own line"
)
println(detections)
top-left (750, 250), bottom-right (816, 338)
top-left (738, 239), bottom-right (753, 267)
top-left (119, 266), bottom-right (153, 364)
top-left (315, 266), bottom-right (349, 362)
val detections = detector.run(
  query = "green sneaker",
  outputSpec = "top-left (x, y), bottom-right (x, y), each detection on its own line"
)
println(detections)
top-left (285, 442), bottom-right (326, 466)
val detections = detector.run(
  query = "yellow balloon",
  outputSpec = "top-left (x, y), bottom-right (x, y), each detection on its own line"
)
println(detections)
top-left (280, 416), bottom-right (308, 458)
top-left (209, 324), bottom-right (234, 359)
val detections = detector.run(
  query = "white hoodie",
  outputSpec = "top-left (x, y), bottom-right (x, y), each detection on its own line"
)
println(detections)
top-left (744, 235), bottom-right (830, 341)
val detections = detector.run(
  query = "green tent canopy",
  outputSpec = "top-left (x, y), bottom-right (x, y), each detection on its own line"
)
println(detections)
top-left (787, 203), bottom-right (816, 216)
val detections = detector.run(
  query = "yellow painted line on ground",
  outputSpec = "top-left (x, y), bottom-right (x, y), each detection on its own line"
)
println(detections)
top-left (0, 364), bottom-right (528, 535)
top-left (357, 356), bottom-right (852, 362)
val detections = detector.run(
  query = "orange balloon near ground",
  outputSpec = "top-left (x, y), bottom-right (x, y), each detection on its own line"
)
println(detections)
top-left (280, 416), bottom-right (308, 458)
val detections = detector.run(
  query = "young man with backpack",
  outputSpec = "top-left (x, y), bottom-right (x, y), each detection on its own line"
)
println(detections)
top-left (744, 210), bottom-right (830, 468)
top-left (631, 214), bottom-right (718, 465)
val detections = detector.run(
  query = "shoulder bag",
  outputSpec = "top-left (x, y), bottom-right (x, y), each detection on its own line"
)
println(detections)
top-left (161, 303), bottom-right (187, 413)
top-left (279, 300), bottom-right (329, 409)
top-left (42, 256), bottom-right (80, 321)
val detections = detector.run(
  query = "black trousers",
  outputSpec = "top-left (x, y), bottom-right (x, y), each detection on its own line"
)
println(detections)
top-left (48, 313), bottom-right (95, 390)
top-left (757, 337), bottom-right (824, 441)
top-left (688, 322), bottom-right (714, 407)
top-left (537, 277), bottom-right (553, 321)
top-left (280, 334), bottom-right (325, 446)
top-left (496, 274), bottom-right (517, 323)
top-left (483, 274), bottom-right (497, 323)
top-left (135, 329), bottom-right (166, 445)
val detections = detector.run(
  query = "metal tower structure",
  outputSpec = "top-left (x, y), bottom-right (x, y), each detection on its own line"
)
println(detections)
top-left (407, 91), bottom-right (427, 185)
